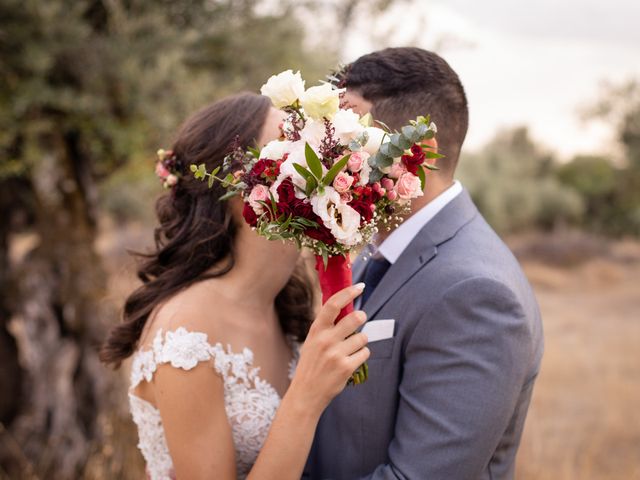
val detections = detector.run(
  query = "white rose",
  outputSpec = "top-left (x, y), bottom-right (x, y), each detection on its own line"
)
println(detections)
top-left (299, 119), bottom-right (326, 150)
top-left (362, 126), bottom-right (388, 155)
top-left (277, 141), bottom-right (323, 199)
top-left (311, 187), bottom-right (362, 247)
top-left (332, 109), bottom-right (365, 144)
top-left (300, 83), bottom-right (344, 120)
top-left (260, 70), bottom-right (305, 108)
top-left (260, 139), bottom-right (291, 161)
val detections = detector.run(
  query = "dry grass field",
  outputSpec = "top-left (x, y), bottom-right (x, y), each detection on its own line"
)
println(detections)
top-left (511, 236), bottom-right (640, 480)
top-left (76, 228), bottom-right (640, 478)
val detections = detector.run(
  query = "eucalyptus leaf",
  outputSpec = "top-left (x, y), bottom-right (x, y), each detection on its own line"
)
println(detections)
top-left (379, 142), bottom-right (403, 158)
top-left (219, 190), bottom-right (239, 201)
top-left (390, 133), bottom-right (411, 151)
top-left (377, 155), bottom-right (394, 168)
top-left (369, 169), bottom-right (384, 183)
top-left (401, 125), bottom-right (417, 141)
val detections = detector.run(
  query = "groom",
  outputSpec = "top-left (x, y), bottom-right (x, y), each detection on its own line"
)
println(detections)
top-left (304, 47), bottom-right (544, 479)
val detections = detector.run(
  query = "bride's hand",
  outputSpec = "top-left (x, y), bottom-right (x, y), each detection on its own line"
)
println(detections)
top-left (288, 283), bottom-right (370, 415)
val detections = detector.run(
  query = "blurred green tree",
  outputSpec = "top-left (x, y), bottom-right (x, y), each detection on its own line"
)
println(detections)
top-left (0, 0), bottom-right (357, 477)
top-left (556, 80), bottom-right (640, 236)
top-left (458, 127), bottom-right (584, 233)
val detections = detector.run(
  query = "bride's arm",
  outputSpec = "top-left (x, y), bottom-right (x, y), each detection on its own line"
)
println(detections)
top-left (248, 285), bottom-right (370, 480)
top-left (153, 284), bottom-right (369, 480)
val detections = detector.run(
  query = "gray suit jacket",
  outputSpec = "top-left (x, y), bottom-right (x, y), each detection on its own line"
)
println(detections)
top-left (304, 189), bottom-right (544, 479)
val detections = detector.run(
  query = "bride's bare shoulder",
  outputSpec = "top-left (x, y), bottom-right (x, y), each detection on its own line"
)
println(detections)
top-left (139, 278), bottom-right (235, 347)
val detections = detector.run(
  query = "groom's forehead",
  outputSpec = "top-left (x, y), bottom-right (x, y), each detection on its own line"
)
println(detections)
top-left (342, 90), bottom-right (372, 116)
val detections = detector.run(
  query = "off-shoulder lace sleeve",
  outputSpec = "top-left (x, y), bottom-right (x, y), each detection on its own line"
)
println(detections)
top-left (131, 327), bottom-right (217, 388)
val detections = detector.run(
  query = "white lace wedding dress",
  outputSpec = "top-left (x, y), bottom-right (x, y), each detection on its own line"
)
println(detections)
top-left (129, 327), bottom-right (300, 480)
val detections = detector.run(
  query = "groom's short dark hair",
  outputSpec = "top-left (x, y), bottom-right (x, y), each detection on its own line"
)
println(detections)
top-left (342, 47), bottom-right (469, 175)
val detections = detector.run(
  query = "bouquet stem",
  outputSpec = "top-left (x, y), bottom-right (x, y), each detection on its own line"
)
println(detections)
top-left (314, 254), bottom-right (368, 385)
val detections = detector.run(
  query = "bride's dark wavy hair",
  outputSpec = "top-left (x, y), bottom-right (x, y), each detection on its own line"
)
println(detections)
top-left (101, 93), bottom-right (315, 367)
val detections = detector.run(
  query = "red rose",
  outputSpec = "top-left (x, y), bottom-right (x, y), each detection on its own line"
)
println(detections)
top-left (292, 199), bottom-right (313, 219)
top-left (349, 199), bottom-right (374, 223)
top-left (277, 179), bottom-right (296, 203)
top-left (264, 160), bottom-right (280, 178)
top-left (306, 222), bottom-right (336, 245)
top-left (251, 160), bottom-right (267, 176)
top-left (242, 202), bottom-right (258, 227)
top-left (401, 144), bottom-right (426, 175)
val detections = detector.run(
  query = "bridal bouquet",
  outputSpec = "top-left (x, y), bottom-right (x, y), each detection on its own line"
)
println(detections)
top-left (192, 70), bottom-right (441, 383)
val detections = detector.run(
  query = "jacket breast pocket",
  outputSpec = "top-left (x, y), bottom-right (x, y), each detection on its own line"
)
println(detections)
top-left (367, 337), bottom-right (395, 359)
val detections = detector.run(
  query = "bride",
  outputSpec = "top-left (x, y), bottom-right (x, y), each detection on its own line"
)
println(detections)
top-left (100, 93), bottom-right (370, 479)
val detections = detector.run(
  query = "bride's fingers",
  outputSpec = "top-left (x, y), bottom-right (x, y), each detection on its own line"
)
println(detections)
top-left (332, 310), bottom-right (367, 339)
top-left (337, 331), bottom-right (368, 356)
top-left (314, 283), bottom-right (366, 329)
top-left (346, 345), bottom-right (370, 370)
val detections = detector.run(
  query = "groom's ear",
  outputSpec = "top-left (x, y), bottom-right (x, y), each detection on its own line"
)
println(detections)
top-left (422, 137), bottom-right (439, 168)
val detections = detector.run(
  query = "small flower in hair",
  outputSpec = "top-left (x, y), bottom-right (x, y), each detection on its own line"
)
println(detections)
top-left (156, 149), bottom-right (181, 189)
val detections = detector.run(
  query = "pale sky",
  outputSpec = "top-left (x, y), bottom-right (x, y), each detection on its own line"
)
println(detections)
top-left (340, 0), bottom-right (640, 159)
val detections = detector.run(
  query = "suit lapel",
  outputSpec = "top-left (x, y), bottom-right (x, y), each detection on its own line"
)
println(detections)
top-left (362, 189), bottom-right (478, 320)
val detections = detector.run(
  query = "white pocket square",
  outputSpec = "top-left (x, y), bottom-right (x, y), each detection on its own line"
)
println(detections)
top-left (361, 319), bottom-right (395, 343)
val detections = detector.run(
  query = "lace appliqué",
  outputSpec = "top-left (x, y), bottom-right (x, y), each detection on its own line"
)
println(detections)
top-left (128, 327), bottom-right (300, 480)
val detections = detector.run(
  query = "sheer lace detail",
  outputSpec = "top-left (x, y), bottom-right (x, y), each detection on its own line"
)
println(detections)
top-left (128, 327), bottom-right (299, 480)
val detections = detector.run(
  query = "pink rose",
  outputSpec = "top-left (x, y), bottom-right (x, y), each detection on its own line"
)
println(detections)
top-left (155, 161), bottom-right (170, 179)
top-left (387, 189), bottom-right (398, 201)
top-left (249, 184), bottom-right (270, 213)
top-left (396, 172), bottom-right (423, 200)
top-left (381, 178), bottom-right (394, 191)
top-left (333, 172), bottom-right (354, 193)
top-left (388, 162), bottom-right (407, 179)
top-left (347, 151), bottom-right (370, 173)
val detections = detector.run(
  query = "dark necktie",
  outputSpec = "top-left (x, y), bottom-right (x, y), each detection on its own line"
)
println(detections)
top-left (361, 257), bottom-right (391, 306)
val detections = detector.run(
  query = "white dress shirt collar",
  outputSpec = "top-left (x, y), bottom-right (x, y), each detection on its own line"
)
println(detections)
top-left (377, 180), bottom-right (463, 264)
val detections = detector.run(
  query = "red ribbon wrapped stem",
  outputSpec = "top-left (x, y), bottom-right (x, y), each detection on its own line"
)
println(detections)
top-left (314, 254), bottom-right (353, 323)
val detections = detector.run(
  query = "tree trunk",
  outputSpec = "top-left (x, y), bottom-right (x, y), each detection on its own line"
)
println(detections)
top-left (0, 131), bottom-right (129, 479)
